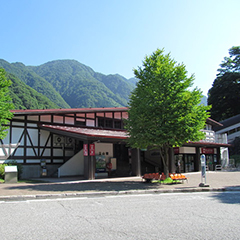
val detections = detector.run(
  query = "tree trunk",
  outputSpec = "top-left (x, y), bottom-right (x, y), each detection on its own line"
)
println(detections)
top-left (160, 144), bottom-right (170, 177)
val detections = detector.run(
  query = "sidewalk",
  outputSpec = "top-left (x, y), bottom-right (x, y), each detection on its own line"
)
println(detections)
top-left (0, 171), bottom-right (240, 201)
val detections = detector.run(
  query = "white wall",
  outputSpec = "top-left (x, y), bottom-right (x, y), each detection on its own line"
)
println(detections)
top-left (94, 142), bottom-right (113, 163)
top-left (58, 150), bottom-right (84, 177)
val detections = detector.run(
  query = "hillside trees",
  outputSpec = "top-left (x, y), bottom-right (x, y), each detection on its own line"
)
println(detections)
top-left (125, 49), bottom-right (210, 176)
top-left (7, 73), bottom-right (60, 110)
top-left (0, 59), bottom-right (137, 109)
top-left (0, 69), bottom-right (14, 139)
top-left (208, 46), bottom-right (240, 121)
top-left (0, 59), bottom-right (70, 108)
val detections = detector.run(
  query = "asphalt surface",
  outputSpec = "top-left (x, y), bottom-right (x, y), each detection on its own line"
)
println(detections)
top-left (0, 171), bottom-right (240, 201)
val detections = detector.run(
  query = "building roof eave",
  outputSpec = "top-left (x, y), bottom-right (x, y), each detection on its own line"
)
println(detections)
top-left (39, 124), bottom-right (128, 143)
top-left (184, 141), bottom-right (231, 148)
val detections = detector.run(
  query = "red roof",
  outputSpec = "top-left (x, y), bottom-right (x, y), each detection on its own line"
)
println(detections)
top-left (41, 124), bottom-right (128, 140)
top-left (186, 141), bottom-right (231, 147)
top-left (11, 107), bottom-right (128, 115)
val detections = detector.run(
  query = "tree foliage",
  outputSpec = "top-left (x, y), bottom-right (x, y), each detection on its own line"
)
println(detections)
top-left (29, 60), bottom-right (135, 108)
top-left (208, 46), bottom-right (240, 121)
top-left (0, 59), bottom-right (136, 109)
top-left (125, 49), bottom-right (210, 175)
top-left (217, 46), bottom-right (240, 77)
top-left (0, 69), bottom-right (14, 139)
top-left (0, 59), bottom-right (70, 108)
top-left (7, 73), bottom-right (60, 110)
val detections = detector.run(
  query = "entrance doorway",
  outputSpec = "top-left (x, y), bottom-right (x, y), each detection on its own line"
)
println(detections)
top-left (113, 144), bottom-right (130, 176)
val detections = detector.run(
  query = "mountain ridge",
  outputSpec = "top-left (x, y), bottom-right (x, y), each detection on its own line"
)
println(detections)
top-left (0, 59), bottom-right (207, 110)
top-left (0, 59), bottom-right (137, 109)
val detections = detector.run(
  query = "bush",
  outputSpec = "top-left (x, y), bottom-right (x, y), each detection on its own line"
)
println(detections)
top-left (0, 160), bottom-right (22, 179)
top-left (0, 164), bottom-right (8, 179)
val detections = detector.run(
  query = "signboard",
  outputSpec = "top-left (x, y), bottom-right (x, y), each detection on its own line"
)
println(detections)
top-left (95, 155), bottom-right (106, 172)
top-left (202, 148), bottom-right (214, 154)
top-left (83, 144), bottom-right (88, 156)
top-left (89, 144), bottom-right (95, 156)
top-left (173, 147), bottom-right (179, 154)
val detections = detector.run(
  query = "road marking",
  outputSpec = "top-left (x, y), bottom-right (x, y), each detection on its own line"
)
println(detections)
top-left (0, 191), bottom-right (239, 204)
top-left (0, 197), bottom-right (89, 204)
top-left (106, 194), bottom-right (154, 198)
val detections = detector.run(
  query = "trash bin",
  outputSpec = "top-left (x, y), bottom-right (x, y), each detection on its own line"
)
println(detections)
top-left (4, 166), bottom-right (18, 183)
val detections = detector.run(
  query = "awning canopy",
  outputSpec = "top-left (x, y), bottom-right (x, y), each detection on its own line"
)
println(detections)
top-left (40, 124), bottom-right (128, 142)
top-left (39, 124), bottom-right (230, 147)
top-left (185, 141), bottom-right (231, 148)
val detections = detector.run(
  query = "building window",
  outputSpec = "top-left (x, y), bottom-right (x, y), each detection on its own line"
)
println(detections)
top-left (105, 119), bottom-right (113, 128)
top-left (76, 120), bottom-right (86, 126)
top-left (97, 117), bottom-right (123, 129)
top-left (98, 118), bottom-right (104, 127)
top-left (114, 120), bottom-right (122, 129)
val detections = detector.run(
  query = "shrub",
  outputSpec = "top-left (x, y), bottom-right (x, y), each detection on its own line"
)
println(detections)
top-left (0, 164), bottom-right (8, 179)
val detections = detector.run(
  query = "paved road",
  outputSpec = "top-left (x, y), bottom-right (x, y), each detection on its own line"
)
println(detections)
top-left (1, 191), bottom-right (240, 239)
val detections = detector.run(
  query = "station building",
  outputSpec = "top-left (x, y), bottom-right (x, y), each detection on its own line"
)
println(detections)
top-left (0, 107), bottom-right (230, 179)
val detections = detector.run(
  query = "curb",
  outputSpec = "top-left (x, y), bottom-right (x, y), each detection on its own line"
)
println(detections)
top-left (1, 186), bottom-right (240, 202)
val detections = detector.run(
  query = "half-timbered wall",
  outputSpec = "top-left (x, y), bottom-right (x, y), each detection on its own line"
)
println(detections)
top-left (0, 109), bottom-right (128, 178)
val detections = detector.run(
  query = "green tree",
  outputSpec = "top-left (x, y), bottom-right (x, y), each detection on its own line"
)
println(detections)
top-left (125, 49), bottom-right (210, 176)
top-left (0, 68), bottom-right (14, 139)
top-left (208, 46), bottom-right (240, 121)
top-left (217, 46), bottom-right (240, 76)
top-left (208, 72), bottom-right (240, 121)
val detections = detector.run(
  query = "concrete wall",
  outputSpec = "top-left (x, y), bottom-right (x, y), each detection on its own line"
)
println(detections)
top-left (21, 164), bottom-right (61, 179)
top-left (58, 150), bottom-right (84, 177)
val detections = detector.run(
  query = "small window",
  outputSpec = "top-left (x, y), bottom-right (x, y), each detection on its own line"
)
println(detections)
top-left (76, 120), bottom-right (86, 126)
top-left (98, 118), bottom-right (104, 127)
top-left (114, 120), bottom-right (122, 129)
top-left (105, 119), bottom-right (113, 128)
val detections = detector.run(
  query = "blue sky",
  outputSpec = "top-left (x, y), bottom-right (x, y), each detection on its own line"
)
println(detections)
top-left (1, 0), bottom-right (240, 96)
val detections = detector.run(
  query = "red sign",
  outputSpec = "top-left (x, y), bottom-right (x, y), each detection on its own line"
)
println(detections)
top-left (173, 147), bottom-right (179, 154)
top-left (202, 148), bottom-right (214, 154)
top-left (83, 144), bottom-right (88, 156)
top-left (89, 144), bottom-right (95, 156)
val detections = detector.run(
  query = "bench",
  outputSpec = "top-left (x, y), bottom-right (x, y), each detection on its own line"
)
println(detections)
top-left (142, 172), bottom-right (166, 183)
top-left (142, 172), bottom-right (187, 184)
top-left (169, 173), bottom-right (188, 183)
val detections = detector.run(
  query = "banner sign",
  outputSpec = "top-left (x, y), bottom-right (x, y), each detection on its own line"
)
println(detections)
top-left (89, 144), bottom-right (95, 156)
top-left (202, 148), bottom-right (214, 154)
top-left (83, 144), bottom-right (88, 156)
top-left (173, 147), bottom-right (179, 154)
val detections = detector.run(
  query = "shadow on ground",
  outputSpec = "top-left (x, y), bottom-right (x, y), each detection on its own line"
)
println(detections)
top-left (5, 181), bottom-right (164, 194)
top-left (209, 187), bottom-right (240, 205)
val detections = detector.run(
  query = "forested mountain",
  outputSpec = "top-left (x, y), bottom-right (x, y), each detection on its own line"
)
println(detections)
top-left (0, 59), bottom-right (70, 108)
top-left (29, 60), bottom-right (135, 108)
top-left (0, 59), bottom-right (136, 109)
top-left (0, 58), bottom-right (207, 110)
top-left (7, 73), bottom-right (60, 109)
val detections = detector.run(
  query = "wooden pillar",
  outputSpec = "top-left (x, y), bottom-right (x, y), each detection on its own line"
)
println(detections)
top-left (84, 141), bottom-right (95, 180)
top-left (131, 148), bottom-right (141, 176)
top-left (195, 147), bottom-right (200, 172)
top-left (217, 147), bottom-right (221, 164)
